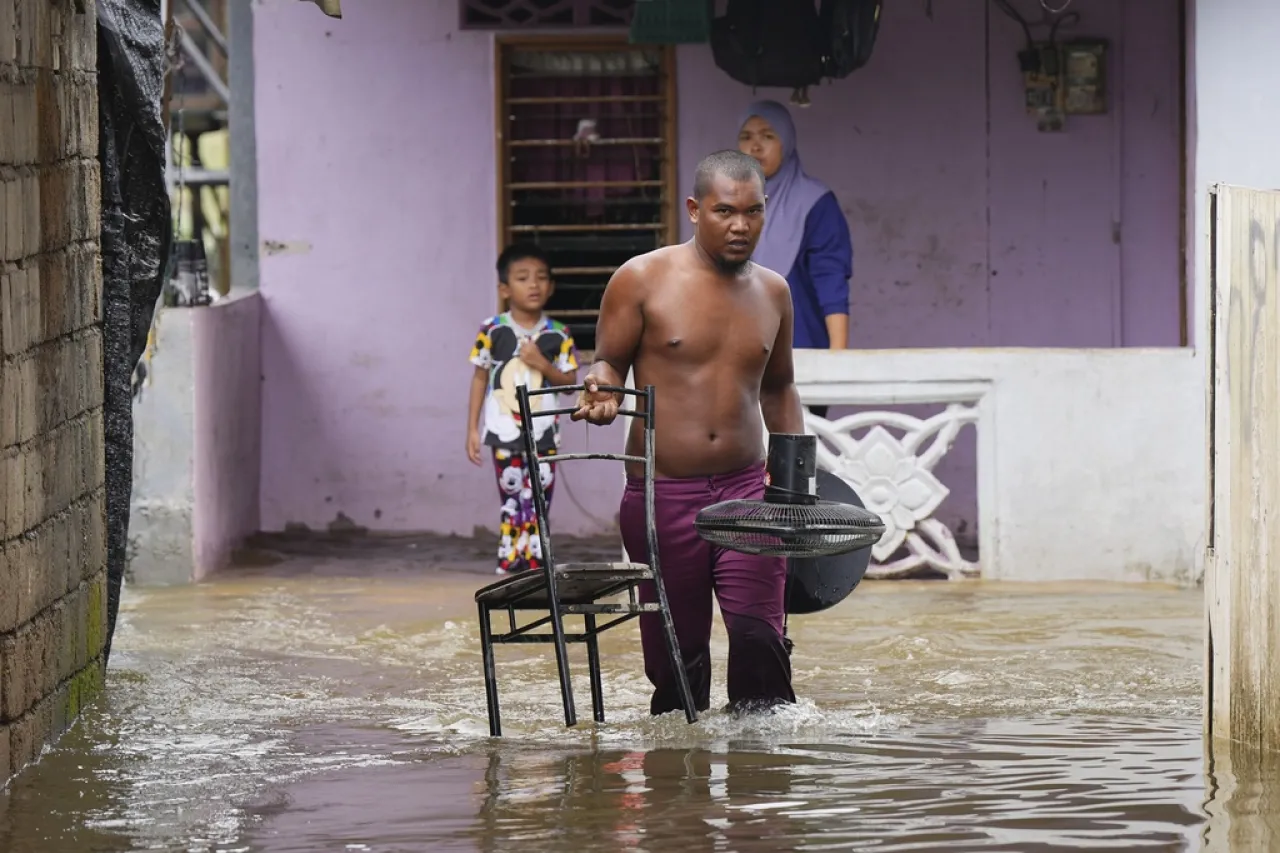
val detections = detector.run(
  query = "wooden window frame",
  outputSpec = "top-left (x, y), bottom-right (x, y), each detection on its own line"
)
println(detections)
top-left (493, 35), bottom-right (680, 360)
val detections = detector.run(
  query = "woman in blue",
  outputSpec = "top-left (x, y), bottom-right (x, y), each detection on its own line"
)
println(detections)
top-left (737, 100), bottom-right (852, 418)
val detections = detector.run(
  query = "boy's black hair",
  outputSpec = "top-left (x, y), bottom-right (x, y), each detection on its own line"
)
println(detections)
top-left (496, 243), bottom-right (552, 285)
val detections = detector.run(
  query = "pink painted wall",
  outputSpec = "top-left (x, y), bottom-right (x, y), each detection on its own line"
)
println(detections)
top-left (192, 292), bottom-right (263, 578)
top-left (252, 0), bottom-right (1182, 539)
top-left (674, 0), bottom-right (1183, 540)
top-left (676, 0), bottom-right (1183, 348)
top-left (254, 0), bottom-right (625, 537)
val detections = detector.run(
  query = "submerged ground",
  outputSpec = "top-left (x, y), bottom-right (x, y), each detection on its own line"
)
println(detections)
top-left (0, 539), bottom-right (1257, 852)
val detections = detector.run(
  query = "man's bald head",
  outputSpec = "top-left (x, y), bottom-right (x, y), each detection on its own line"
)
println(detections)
top-left (686, 150), bottom-right (768, 274)
top-left (692, 149), bottom-right (767, 201)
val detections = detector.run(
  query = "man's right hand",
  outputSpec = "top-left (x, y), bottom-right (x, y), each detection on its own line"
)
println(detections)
top-left (571, 375), bottom-right (619, 425)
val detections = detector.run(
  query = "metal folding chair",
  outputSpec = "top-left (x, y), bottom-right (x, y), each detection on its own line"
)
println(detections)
top-left (474, 383), bottom-right (697, 737)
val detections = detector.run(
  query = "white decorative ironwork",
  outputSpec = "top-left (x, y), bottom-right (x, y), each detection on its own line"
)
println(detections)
top-left (806, 405), bottom-right (980, 580)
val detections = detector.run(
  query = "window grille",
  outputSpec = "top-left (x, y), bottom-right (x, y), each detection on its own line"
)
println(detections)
top-left (496, 38), bottom-right (678, 354)
top-left (462, 0), bottom-right (633, 30)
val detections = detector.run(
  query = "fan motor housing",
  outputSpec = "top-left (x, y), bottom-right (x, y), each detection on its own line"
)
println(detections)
top-left (765, 433), bottom-right (818, 505)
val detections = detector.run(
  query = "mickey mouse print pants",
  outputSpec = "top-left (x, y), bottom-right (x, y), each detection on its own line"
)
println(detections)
top-left (492, 448), bottom-right (557, 574)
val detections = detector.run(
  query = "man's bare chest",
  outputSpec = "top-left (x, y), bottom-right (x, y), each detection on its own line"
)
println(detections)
top-left (644, 288), bottom-right (779, 367)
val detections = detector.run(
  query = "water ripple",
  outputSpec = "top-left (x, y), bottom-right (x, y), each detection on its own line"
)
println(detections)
top-left (0, 574), bottom-right (1213, 853)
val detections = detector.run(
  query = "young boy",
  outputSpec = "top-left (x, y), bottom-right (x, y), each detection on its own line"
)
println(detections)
top-left (467, 244), bottom-right (580, 575)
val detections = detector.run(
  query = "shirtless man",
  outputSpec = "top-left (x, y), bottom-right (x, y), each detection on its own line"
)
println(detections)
top-left (572, 149), bottom-right (805, 716)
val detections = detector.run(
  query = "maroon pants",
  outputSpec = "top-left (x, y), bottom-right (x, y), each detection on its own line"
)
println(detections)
top-left (619, 464), bottom-right (796, 716)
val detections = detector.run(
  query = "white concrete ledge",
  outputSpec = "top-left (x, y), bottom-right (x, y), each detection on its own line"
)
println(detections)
top-left (793, 347), bottom-right (1205, 584)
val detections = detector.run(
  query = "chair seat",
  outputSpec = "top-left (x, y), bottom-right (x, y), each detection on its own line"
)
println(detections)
top-left (475, 562), bottom-right (653, 607)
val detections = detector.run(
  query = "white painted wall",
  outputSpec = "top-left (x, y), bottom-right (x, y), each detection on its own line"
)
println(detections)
top-left (1192, 0), bottom-right (1280, 349)
top-left (795, 348), bottom-right (1204, 584)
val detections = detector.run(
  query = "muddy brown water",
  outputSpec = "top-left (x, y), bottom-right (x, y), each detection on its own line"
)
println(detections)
top-left (0, 546), bottom-right (1272, 852)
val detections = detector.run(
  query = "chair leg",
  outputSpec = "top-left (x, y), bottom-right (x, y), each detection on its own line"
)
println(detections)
top-left (550, 605), bottom-right (578, 729)
top-left (585, 614), bottom-right (605, 723)
top-left (478, 603), bottom-right (502, 737)
top-left (657, 594), bottom-right (698, 724)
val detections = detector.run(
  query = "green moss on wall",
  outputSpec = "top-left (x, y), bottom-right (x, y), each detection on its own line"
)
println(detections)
top-left (64, 660), bottom-right (106, 723)
top-left (86, 577), bottom-right (104, 660)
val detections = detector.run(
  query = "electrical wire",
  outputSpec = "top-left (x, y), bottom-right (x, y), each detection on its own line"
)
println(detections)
top-left (990, 0), bottom-right (1034, 48)
top-left (989, 0), bottom-right (1080, 48)
top-left (1048, 10), bottom-right (1082, 42)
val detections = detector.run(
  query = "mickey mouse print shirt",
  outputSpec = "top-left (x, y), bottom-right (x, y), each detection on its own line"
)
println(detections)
top-left (469, 312), bottom-right (580, 453)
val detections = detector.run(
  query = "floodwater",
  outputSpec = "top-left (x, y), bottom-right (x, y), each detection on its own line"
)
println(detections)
top-left (0, 547), bottom-right (1272, 852)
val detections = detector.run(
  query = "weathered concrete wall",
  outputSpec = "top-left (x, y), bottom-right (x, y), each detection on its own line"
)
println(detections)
top-left (794, 347), bottom-right (1203, 584)
top-left (129, 308), bottom-right (197, 583)
top-left (0, 0), bottom-right (110, 782)
top-left (1205, 184), bottom-right (1280, 753)
top-left (1193, 0), bottom-right (1280, 757)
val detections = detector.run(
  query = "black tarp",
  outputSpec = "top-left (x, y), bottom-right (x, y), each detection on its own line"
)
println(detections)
top-left (96, 0), bottom-right (170, 663)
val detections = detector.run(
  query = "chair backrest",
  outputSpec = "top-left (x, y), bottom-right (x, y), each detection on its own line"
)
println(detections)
top-left (514, 384), bottom-right (661, 591)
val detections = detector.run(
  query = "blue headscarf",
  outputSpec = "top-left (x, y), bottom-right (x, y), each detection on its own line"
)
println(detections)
top-left (738, 100), bottom-right (831, 277)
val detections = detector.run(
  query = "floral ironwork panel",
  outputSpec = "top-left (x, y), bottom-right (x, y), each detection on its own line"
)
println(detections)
top-left (806, 405), bottom-right (981, 581)
top-left (461, 0), bottom-right (633, 29)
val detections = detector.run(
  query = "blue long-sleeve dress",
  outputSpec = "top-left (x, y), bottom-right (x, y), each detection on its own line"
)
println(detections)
top-left (784, 191), bottom-right (853, 350)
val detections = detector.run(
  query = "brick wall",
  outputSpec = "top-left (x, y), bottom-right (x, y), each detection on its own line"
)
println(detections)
top-left (0, 0), bottom-right (108, 782)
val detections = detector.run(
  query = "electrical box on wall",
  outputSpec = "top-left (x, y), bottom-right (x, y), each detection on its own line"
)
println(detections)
top-left (1062, 39), bottom-right (1107, 115)
top-left (1018, 37), bottom-right (1108, 131)
top-left (1019, 42), bottom-right (1064, 132)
